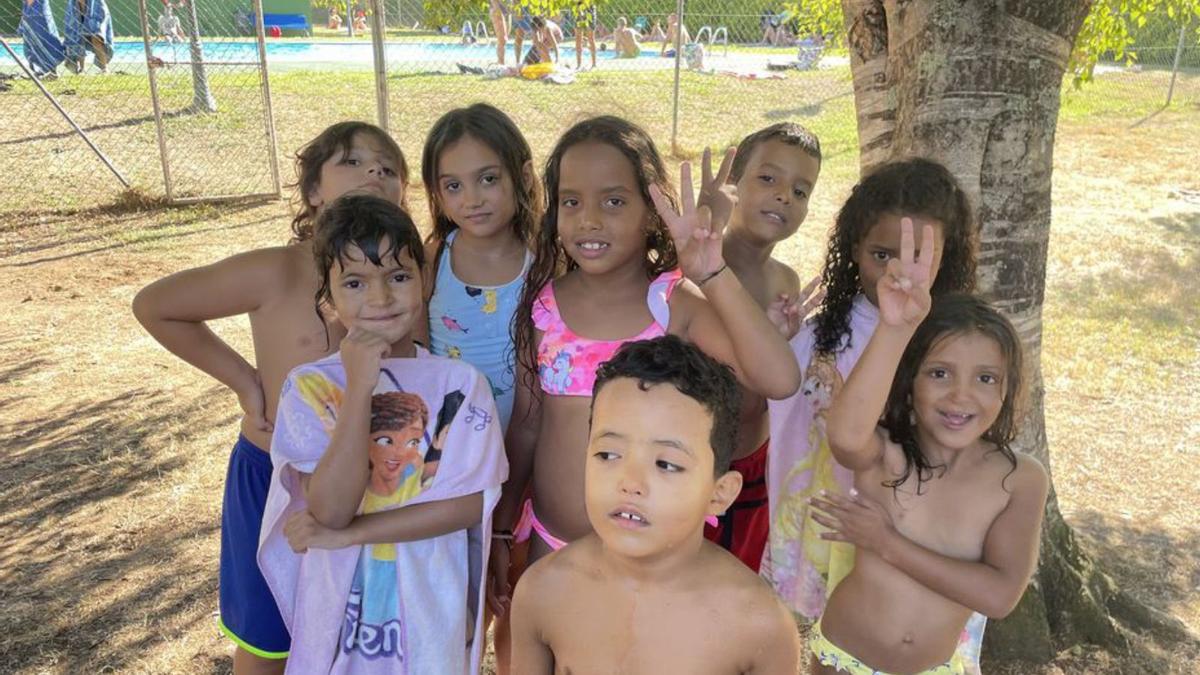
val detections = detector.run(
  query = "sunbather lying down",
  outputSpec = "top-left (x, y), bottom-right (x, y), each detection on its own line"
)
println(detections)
top-left (456, 61), bottom-right (576, 84)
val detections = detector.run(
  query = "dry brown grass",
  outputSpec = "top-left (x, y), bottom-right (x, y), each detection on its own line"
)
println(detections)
top-left (1, 90), bottom-right (1197, 672)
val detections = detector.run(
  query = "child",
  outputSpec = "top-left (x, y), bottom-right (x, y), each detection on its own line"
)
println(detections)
top-left (420, 103), bottom-right (539, 432)
top-left (132, 121), bottom-right (407, 674)
top-left (490, 115), bottom-right (800, 613)
top-left (258, 194), bottom-right (507, 673)
top-left (807, 221), bottom-right (1048, 673)
top-left (700, 122), bottom-right (825, 572)
top-left (761, 157), bottom-right (991, 670)
top-left (763, 157), bottom-right (975, 607)
top-left (511, 335), bottom-right (800, 673)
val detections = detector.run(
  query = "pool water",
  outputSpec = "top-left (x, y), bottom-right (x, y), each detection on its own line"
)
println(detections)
top-left (137, 40), bottom-right (589, 65)
top-left (4, 39), bottom-right (796, 72)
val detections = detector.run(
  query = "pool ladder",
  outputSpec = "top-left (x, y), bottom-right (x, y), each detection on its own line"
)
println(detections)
top-left (461, 20), bottom-right (490, 44)
top-left (694, 25), bottom-right (729, 56)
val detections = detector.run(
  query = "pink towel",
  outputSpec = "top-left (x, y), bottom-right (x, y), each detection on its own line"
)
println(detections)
top-left (761, 295), bottom-right (874, 618)
top-left (259, 349), bottom-right (507, 674)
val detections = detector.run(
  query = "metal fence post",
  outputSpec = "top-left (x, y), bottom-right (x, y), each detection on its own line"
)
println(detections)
top-left (137, 0), bottom-right (175, 199)
top-left (0, 36), bottom-right (131, 190)
top-left (253, 0), bottom-right (282, 197)
top-left (1166, 19), bottom-right (1189, 107)
top-left (669, 0), bottom-right (686, 154)
top-left (370, 0), bottom-right (391, 133)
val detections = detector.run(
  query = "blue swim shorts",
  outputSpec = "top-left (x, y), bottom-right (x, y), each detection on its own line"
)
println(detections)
top-left (513, 9), bottom-right (533, 33)
top-left (218, 435), bottom-right (290, 659)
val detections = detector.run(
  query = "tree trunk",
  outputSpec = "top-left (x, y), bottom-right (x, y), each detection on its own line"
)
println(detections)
top-left (840, 0), bottom-right (1193, 665)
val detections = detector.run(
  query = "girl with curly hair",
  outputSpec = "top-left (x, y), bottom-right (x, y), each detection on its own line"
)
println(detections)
top-left (763, 158), bottom-right (985, 669)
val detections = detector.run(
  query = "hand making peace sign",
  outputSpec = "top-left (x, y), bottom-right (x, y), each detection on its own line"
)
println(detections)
top-left (877, 217), bottom-right (936, 328)
top-left (697, 146), bottom-right (739, 233)
top-left (648, 158), bottom-right (729, 284)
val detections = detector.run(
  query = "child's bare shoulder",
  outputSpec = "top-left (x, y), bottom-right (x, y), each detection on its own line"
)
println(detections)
top-left (1003, 450), bottom-right (1048, 493)
top-left (765, 257), bottom-right (802, 296)
top-left (700, 544), bottom-right (778, 605)
top-left (516, 538), bottom-right (600, 615)
top-left (525, 537), bottom-right (599, 585)
top-left (136, 243), bottom-right (304, 317)
top-left (225, 243), bottom-right (308, 284)
top-left (974, 442), bottom-right (1046, 482)
top-left (699, 545), bottom-right (798, 652)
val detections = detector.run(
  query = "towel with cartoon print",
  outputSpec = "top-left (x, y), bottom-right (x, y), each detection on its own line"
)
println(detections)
top-left (761, 296), bottom-right (876, 618)
top-left (259, 349), bottom-right (506, 674)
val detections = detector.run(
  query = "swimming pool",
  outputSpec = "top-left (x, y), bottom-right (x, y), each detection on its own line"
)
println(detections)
top-left (3, 39), bottom-right (799, 73)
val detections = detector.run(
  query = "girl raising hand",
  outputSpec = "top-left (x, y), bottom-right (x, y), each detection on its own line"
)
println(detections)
top-left (809, 218), bottom-right (1049, 675)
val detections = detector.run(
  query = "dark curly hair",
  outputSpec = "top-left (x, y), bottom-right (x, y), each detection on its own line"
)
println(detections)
top-left (813, 157), bottom-right (977, 355)
top-left (513, 116), bottom-right (679, 406)
top-left (881, 294), bottom-right (1024, 494)
top-left (729, 121), bottom-right (822, 183)
top-left (421, 102), bottom-right (541, 263)
top-left (290, 121), bottom-right (409, 242)
top-left (593, 336), bottom-right (741, 476)
top-left (312, 193), bottom-right (425, 347)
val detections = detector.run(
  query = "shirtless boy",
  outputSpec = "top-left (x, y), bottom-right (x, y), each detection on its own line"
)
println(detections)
top-left (511, 336), bottom-right (800, 674)
top-left (700, 124), bottom-right (824, 570)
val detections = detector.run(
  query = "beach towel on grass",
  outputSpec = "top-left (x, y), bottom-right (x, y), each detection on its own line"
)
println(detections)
top-left (18, 0), bottom-right (65, 76)
top-left (260, 349), bottom-right (506, 674)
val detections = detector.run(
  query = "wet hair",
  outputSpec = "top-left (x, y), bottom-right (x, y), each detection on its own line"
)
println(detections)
top-left (729, 122), bottom-right (822, 183)
top-left (593, 336), bottom-right (741, 476)
top-left (881, 294), bottom-right (1024, 493)
top-left (532, 16), bottom-right (546, 29)
top-left (514, 115), bottom-right (679, 404)
top-left (370, 392), bottom-right (429, 434)
top-left (813, 157), bottom-right (977, 355)
top-left (311, 193), bottom-right (425, 345)
top-left (290, 121), bottom-right (409, 242)
top-left (422, 103), bottom-right (540, 262)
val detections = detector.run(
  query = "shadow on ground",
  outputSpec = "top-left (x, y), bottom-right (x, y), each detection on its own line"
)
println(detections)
top-left (0, 385), bottom-right (237, 673)
top-left (0, 198), bottom-right (281, 268)
top-left (1055, 208), bottom-right (1200, 334)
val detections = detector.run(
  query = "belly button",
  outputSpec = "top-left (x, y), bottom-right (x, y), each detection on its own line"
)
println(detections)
top-left (902, 633), bottom-right (914, 644)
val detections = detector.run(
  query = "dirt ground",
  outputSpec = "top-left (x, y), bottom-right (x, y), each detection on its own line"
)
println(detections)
top-left (0, 106), bottom-right (1197, 672)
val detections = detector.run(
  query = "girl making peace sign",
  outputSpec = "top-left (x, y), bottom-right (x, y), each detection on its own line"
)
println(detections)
top-left (808, 219), bottom-right (1049, 674)
top-left (490, 115), bottom-right (800, 610)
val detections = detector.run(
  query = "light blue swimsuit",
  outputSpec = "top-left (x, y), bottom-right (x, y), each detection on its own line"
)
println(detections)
top-left (428, 230), bottom-right (530, 430)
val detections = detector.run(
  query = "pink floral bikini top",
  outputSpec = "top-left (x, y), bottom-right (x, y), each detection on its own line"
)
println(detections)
top-left (534, 270), bottom-right (684, 397)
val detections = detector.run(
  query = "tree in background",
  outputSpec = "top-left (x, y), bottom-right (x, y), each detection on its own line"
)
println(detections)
top-left (795, 0), bottom-right (1199, 667)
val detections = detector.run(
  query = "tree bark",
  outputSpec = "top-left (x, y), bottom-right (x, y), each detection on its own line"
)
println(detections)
top-left (840, 0), bottom-right (1193, 665)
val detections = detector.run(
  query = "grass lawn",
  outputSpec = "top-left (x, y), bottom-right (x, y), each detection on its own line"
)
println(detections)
top-left (0, 64), bottom-right (1197, 673)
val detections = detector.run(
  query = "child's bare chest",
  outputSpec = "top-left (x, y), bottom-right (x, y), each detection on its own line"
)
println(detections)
top-left (734, 263), bottom-right (791, 311)
top-left (860, 467), bottom-right (1009, 561)
top-left (549, 593), bottom-right (743, 675)
top-left (252, 286), bottom-right (339, 357)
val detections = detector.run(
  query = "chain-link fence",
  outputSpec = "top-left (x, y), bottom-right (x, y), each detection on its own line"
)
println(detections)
top-left (372, 1), bottom-right (858, 197)
top-left (2, 1), bottom-right (1197, 213)
top-left (1069, 43), bottom-right (1200, 115)
top-left (0, 0), bottom-right (282, 208)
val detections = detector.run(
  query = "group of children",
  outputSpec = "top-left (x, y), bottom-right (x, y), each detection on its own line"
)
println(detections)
top-left (134, 103), bottom-right (1049, 674)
